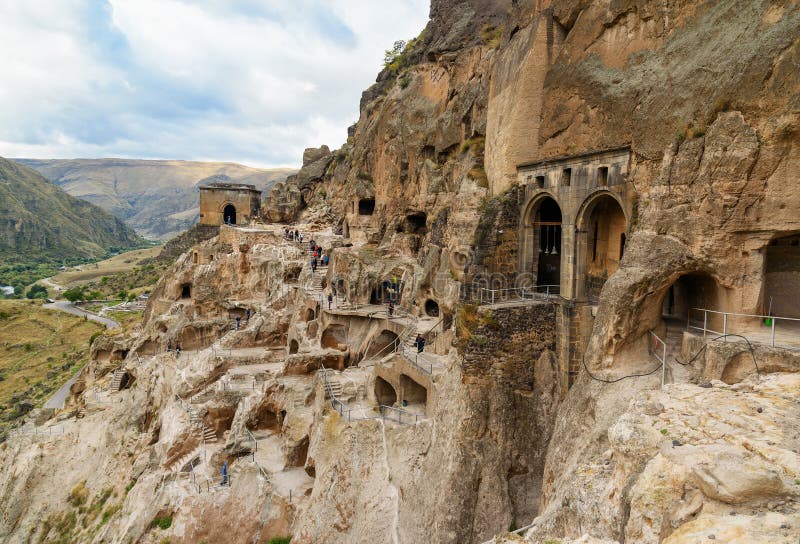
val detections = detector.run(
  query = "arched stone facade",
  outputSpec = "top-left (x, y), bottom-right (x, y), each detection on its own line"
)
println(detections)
top-left (517, 147), bottom-right (633, 301)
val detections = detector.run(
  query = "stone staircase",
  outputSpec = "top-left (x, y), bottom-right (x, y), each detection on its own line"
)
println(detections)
top-left (305, 268), bottom-right (327, 297)
top-left (108, 369), bottom-right (124, 391)
top-left (197, 424), bottom-right (217, 444)
top-left (325, 377), bottom-right (343, 400)
top-left (170, 446), bottom-right (202, 472)
top-left (76, 406), bottom-right (86, 419)
top-left (292, 391), bottom-right (307, 408)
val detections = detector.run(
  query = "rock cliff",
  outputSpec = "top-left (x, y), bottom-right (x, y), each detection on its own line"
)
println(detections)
top-left (1, 1), bottom-right (799, 543)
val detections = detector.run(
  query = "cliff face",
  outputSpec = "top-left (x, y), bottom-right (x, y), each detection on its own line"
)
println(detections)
top-left (2, 1), bottom-right (800, 544)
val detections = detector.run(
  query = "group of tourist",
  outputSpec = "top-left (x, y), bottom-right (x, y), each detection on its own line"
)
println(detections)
top-left (283, 227), bottom-right (304, 243)
top-left (309, 239), bottom-right (329, 271)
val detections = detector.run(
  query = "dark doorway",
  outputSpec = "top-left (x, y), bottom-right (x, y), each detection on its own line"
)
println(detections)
top-left (375, 377), bottom-right (397, 406)
top-left (400, 374), bottom-right (427, 406)
top-left (534, 197), bottom-right (562, 287)
top-left (358, 199), bottom-right (376, 215)
top-left (764, 233), bottom-right (800, 318)
top-left (289, 339), bottom-right (299, 354)
top-left (181, 283), bottom-right (191, 299)
top-left (223, 204), bottom-right (237, 225)
top-left (424, 299), bottom-right (440, 317)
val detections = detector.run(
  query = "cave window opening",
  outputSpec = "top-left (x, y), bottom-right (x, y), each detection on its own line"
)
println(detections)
top-left (374, 377), bottom-right (397, 406)
top-left (763, 233), bottom-right (800, 319)
top-left (399, 211), bottom-right (427, 235)
top-left (424, 299), bottom-right (440, 317)
top-left (535, 175), bottom-right (545, 189)
top-left (193, 252), bottom-right (198, 264)
top-left (365, 330), bottom-right (399, 359)
top-left (561, 168), bottom-right (571, 187)
top-left (400, 374), bottom-right (427, 407)
top-left (181, 284), bottom-right (191, 299)
top-left (597, 166), bottom-right (608, 187)
top-left (620, 233), bottom-right (626, 260)
top-left (358, 199), bottom-right (375, 216)
top-left (305, 308), bottom-right (316, 322)
top-left (209, 255), bottom-right (214, 261)
top-left (289, 339), bottom-right (299, 355)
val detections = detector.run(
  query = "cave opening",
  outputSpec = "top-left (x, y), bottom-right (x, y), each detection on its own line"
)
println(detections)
top-left (763, 233), bottom-right (800, 319)
top-left (400, 374), bottom-right (427, 407)
top-left (375, 377), bottom-right (397, 406)
top-left (424, 299), bottom-right (440, 317)
top-left (358, 198), bottom-right (376, 215)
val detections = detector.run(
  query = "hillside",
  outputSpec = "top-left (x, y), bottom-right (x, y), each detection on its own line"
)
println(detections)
top-left (15, 158), bottom-right (296, 240)
top-left (0, 158), bottom-right (144, 293)
top-left (0, 300), bottom-right (103, 440)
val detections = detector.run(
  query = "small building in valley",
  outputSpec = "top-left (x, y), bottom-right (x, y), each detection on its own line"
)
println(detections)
top-left (199, 181), bottom-right (262, 227)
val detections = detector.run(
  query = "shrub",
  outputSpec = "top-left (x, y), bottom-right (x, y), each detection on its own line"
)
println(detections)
top-left (460, 136), bottom-right (485, 155)
top-left (383, 40), bottom-right (407, 71)
top-left (63, 287), bottom-right (86, 302)
top-left (468, 166), bottom-right (489, 188)
top-left (480, 24), bottom-right (503, 48)
top-left (151, 515), bottom-right (173, 530)
top-left (68, 481), bottom-right (89, 507)
top-left (89, 332), bottom-right (103, 346)
top-left (268, 538), bottom-right (292, 544)
top-left (26, 284), bottom-right (48, 299)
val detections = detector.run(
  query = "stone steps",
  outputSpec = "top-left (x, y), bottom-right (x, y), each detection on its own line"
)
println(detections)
top-left (108, 369), bottom-right (124, 391)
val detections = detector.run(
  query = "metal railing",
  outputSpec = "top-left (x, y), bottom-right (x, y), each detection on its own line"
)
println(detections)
top-left (399, 343), bottom-right (434, 374)
top-left (688, 307), bottom-right (800, 350)
top-left (320, 366), bottom-right (423, 425)
top-left (379, 405), bottom-right (422, 424)
top-left (648, 330), bottom-right (668, 389)
top-left (478, 285), bottom-right (561, 305)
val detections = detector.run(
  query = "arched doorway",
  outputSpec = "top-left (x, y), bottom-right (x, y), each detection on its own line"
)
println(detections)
top-left (374, 377), bottom-right (397, 406)
top-left (524, 196), bottom-right (562, 288)
top-left (578, 193), bottom-right (627, 302)
top-left (662, 272), bottom-right (724, 331)
top-left (223, 204), bottom-right (236, 225)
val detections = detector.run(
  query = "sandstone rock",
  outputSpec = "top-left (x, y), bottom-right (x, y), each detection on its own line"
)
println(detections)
top-left (691, 452), bottom-right (786, 504)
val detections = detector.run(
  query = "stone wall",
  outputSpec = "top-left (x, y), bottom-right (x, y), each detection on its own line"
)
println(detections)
top-left (461, 303), bottom-right (557, 386)
top-left (199, 185), bottom-right (262, 226)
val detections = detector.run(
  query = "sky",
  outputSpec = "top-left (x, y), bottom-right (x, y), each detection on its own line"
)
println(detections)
top-left (0, 0), bottom-right (430, 168)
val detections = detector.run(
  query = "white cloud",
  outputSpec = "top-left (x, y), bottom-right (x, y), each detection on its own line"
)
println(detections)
top-left (0, 0), bottom-right (429, 167)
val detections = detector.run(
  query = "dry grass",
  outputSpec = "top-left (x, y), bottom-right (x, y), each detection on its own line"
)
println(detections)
top-left (0, 300), bottom-right (103, 437)
top-left (51, 246), bottom-right (161, 288)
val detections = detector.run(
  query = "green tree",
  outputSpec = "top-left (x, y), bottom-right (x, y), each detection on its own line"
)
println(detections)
top-left (63, 287), bottom-right (85, 302)
top-left (26, 284), bottom-right (48, 299)
top-left (383, 40), bottom-right (406, 69)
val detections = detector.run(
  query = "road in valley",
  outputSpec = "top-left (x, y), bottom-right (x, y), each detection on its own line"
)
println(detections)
top-left (42, 301), bottom-right (120, 329)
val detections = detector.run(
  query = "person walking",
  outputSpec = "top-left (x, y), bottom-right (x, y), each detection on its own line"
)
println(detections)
top-left (415, 334), bottom-right (425, 353)
top-left (311, 258), bottom-right (317, 273)
top-left (235, 316), bottom-right (241, 330)
top-left (221, 461), bottom-right (228, 485)
top-left (327, 292), bottom-right (333, 310)
top-left (175, 344), bottom-right (182, 357)
top-left (388, 300), bottom-right (394, 317)
top-left (323, 254), bottom-right (329, 267)
top-left (245, 308), bottom-right (251, 322)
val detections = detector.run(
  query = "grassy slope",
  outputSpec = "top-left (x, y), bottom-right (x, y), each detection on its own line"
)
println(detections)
top-left (0, 158), bottom-right (146, 293)
top-left (0, 300), bottom-right (103, 436)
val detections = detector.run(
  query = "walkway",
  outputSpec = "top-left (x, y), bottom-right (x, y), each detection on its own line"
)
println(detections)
top-left (43, 301), bottom-right (120, 329)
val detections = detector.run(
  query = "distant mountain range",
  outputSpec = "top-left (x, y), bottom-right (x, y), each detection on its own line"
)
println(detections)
top-left (0, 158), bottom-right (143, 267)
top-left (15, 159), bottom-right (296, 240)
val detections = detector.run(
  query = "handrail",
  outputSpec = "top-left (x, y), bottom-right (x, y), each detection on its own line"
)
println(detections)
top-left (648, 330), bottom-right (668, 389)
top-left (689, 307), bottom-right (800, 349)
top-left (320, 366), bottom-right (422, 425)
top-left (478, 285), bottom-right (561, 305)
